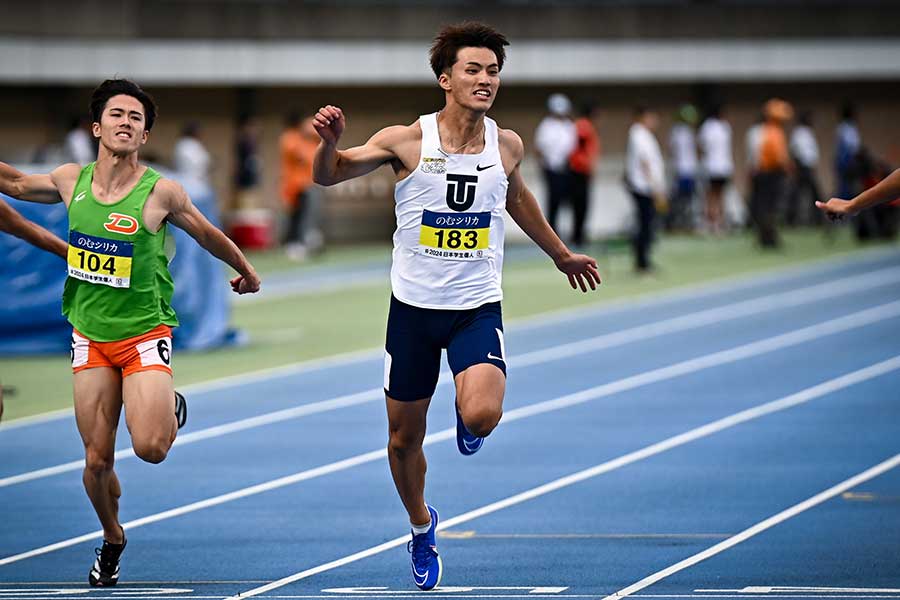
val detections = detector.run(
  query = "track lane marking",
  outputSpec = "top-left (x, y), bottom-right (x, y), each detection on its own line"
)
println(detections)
top-left (3, 247), bottom-right (896, 431)
top-left (600, 455), bottom-right (900, 600)
top-left (2, 305), bottom-right (898, 568)
top-left (4, 268), bottom-right (899, 488)
top-left (222, 355), bottom-right (900, 599)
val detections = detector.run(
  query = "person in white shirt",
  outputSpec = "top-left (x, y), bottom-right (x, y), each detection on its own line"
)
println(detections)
top-left (64, 116), bottom-right (95, 165)
top-left (788, 110), bottom-right (823, 225)
top-left (626, 106), bottom-right (665, 272)
top-left (173, 122), bottom-right (211, 184)
top-left (534, 93), bottom-right (577, 237)
top-left (698, 105), bottom-right (734, 234)
top-left (667, 104), bottom-right (699, 232)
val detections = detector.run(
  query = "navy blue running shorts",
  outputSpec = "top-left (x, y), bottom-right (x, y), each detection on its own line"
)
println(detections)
top-left (384, 295), bottom-right (507, 402)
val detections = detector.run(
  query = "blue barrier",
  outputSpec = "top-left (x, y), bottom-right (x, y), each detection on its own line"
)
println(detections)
top-left (0, 165), bottom-right (241, 355)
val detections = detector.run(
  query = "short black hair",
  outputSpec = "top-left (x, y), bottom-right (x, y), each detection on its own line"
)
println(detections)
top-left (429, 22), bottom-right (509, 79)
top-left (89, 79), bottom-right (158, 131)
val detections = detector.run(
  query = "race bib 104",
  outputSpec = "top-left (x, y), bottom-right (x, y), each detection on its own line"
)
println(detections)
top-left (67, 230), bottom-right (134, 288)
top-left (418, 210), bottom-right (491, 260)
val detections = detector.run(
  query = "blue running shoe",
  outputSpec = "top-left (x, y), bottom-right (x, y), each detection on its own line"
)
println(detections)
top-left (455, 403), bottom-right (483, 456)
top-left (408, 505), bottom-right (442, 590)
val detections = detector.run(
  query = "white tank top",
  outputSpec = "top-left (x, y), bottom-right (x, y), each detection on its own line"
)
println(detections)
top-left (391, 112), bottom-right (509, 310)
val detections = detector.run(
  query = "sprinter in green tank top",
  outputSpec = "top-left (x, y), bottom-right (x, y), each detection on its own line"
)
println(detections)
top-left (0, 79), bottom-right (261, 586)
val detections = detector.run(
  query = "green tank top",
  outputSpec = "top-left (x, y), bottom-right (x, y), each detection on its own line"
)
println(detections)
top-left (62, 162), bottom-right (179, 341)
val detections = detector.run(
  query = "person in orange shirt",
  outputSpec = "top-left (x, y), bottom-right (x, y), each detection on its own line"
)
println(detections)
top-left (569, 101), bottom-right (600, 248)
top-left (750, 98), bottom-right (793, 248)
top-left (280, 112), bottom-right (320, 260)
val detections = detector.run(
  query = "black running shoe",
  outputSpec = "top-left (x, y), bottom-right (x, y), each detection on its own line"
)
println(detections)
top-left (88, 535), bottom-right (126, 587)
top-left (174, 391), bottom-right (187, 429)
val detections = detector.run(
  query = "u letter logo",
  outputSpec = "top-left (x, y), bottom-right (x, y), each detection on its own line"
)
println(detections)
top-left (445, 174), bottom-right (478, 212)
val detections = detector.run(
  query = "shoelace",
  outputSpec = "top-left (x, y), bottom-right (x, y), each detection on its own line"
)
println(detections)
top-left (94, 543), bottom-right (120, 572)
top-left (407, 534), bottom-right (435, 564)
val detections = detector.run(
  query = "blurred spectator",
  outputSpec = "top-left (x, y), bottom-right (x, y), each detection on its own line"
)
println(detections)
top-left (745, 112), bottom-right (765, 176)
top-left (625, 106), bottom-right (665, 273)
top-left (173, 122), bottom-right (211, 185)
top-left (788, 110), bottom-right (823, 226)
top-left (750, 98), bottom-right (794, 249)
top-left (568, 100), bottom-right (600, 248)
top-left (835, 102), bottom-right (861, 199)
top-left (234, 114), bottom-right (262, 210)
top-left (535, 93), bottom-right (577, 240)
top-left (64, 116), bottom-right (94, 165)
top-left (698, 104), bottom-right (734, 235)
top-left (280, 112), bottom-right (320, 260)
top-left (667, 104), bottom-right (699, 232)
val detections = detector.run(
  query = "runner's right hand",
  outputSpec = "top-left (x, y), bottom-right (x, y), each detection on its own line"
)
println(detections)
top-left (313, 105), bottom-right (346, 145)
top-left (815, 198), bottom-right (856, 221)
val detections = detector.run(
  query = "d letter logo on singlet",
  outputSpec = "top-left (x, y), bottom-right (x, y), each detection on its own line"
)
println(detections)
top-left (446, 174), bottom-right (478, 212)
top-left (103, 213), bottom-right (139, 235)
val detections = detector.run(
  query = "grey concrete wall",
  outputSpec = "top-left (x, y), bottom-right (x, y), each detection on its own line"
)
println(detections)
top-left (1, 0), bottom-right (897, 40)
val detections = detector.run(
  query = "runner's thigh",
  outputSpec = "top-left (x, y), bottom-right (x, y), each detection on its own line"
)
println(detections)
top-left (74, 367), bottom-right (123, 456)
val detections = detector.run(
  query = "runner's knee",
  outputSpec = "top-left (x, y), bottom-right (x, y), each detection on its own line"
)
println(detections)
top-left (132, 434), bottom-right (171, 464)
top-left (388, 425), bottom-right (424, 457)
top-left (84, 447), bottom-right (115, 475)
top-left (462, 402), bottom-right (502, 437)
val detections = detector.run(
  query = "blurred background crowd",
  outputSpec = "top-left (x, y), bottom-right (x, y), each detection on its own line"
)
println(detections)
top-left (0, 0), bottom-right (897, 266)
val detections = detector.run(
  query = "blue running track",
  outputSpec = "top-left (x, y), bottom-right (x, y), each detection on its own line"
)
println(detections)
top-left (1, 248), bottom-right (898, 600)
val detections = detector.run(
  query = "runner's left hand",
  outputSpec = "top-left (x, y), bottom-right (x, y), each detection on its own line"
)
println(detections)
top-left (555, 253), bottom-right (602, 293)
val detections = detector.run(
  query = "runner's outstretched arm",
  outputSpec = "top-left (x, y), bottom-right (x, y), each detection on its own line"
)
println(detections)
top-left (503, 132), bottom-right (601, 293)
top-left (0, 161), bottom-right (68, 204)
top-left (159, 179), bottom-right (261, 294)
top-left (0, 198), bottom-right (68, 258)
top-left (817, 167), bottom-right (900, 219)
top-left (312, 105), bottom-right (401, 185)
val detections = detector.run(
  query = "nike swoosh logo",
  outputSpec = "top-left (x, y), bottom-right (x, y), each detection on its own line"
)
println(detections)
top-left (463, 436), bottom-right (483, 451)
top-left (74, 191), bottom-right (86, 202)
top-left (487, 352), bottom-right (505, 363)
top-left (476, 164), bottom-right (495, 171)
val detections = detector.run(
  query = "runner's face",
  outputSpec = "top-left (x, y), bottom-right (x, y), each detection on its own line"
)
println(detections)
top-left (442, 47), bottom-right (500, 112)
top-left (93, 94), bottom-right (149, 156)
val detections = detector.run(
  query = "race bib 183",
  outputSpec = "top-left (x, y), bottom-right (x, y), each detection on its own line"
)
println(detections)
top-left (418, 210), bottom-right (491, 260)
top-left (67, 230), bottom-right (134, 288)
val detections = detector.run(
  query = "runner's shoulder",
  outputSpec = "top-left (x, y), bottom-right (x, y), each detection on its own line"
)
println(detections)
top-left (50, 163), bottom-right (83, 202)
top-left (497, 127), bottom-right (524, 164)
top-left (50, 162), bottom-right (82, 185)
top-left (150, 177), bottom-right (190, 210)
top-left (371, 120), bottom-right (422, 149)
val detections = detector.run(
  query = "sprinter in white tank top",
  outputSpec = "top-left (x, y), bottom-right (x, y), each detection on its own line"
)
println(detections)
top-left (312, 22), bottom-right (601, 591)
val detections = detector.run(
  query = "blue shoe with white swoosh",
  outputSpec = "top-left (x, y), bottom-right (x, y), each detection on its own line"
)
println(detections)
top-left (408, 504), bottom-right (442, 590)
top-left (456, 402), bottom-right (484, 456)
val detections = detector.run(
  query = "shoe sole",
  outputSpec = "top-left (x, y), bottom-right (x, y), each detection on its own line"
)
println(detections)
top-left (175, 391), bottom-right (187, 429)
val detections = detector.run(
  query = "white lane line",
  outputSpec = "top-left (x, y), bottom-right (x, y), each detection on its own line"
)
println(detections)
top-left (5, 597), bottom-right (900, 600)
top-left (2, 305), bottom-right (898, 568)
top-left (4, 267), bottom-right (899, 488)
top-left (3, 247), bottom-right (896, 431)
top-left (600, 454), bottom-right (900, 600)
top-left (224, 356), bottom-right (900, 600)
top-left (697, 589), bottom-right (900, 594)
top-left (0, 388), bottom-right (383, 488)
